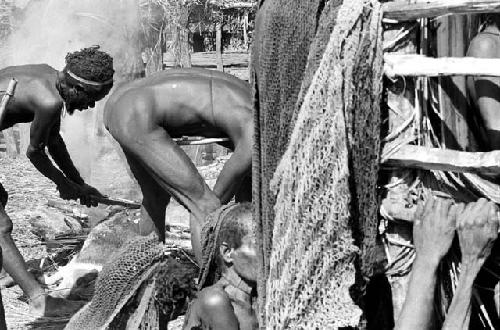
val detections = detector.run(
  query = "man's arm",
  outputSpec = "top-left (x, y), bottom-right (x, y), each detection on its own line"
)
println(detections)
top-left (467, 35), bottom-right (500, 150)
top-left (213, 125), bottom-right (252, 204)
top-left (47, 119), bottom-right (84, 185)
top-left (395, 195), bottom-right (456, 330)
top-left (443, 199), bottom-right (499, 330)
top-left (26, 102), bottom-right (72, 188)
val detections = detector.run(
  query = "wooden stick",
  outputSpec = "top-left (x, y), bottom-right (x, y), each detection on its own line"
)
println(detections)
top-left (381, 144), bottom-right (500, 177)
top-left (92, 196), bottom-right (141, 209)
top-left (0, 79), bottom-right (17, 127)
top-left (383, 0), bottom-right (500, 21)
top-left (384, 54), bottom-right (500, 78)
top-left (174, 137), bottom-right (230, 145)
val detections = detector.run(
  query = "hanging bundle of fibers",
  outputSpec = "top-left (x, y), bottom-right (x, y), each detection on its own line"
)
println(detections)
top-left (267, 0), bottom-right (383, 328)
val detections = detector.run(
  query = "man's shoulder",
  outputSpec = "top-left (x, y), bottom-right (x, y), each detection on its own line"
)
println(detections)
top-left (468, 33), bottom-right (500, 58)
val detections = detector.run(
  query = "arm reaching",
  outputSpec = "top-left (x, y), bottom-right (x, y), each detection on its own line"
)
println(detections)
top-left (27, 104), bottom-right (73, 189)
top-left (213, 126), bottom-right (252, 204)
top-left (443, 198), bottom-right (499, 330)
top-left (28, 105), bottom-right (103, 207)
top-left (47, 122), bottom-right (105, 206)
top-left (396, 195), bottom-right (456, 330)
top-left (47, 120), bottom-right (84, 185)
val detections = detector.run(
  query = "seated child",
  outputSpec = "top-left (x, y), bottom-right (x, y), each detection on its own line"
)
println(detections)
top-left (183, 202), bottom-right (258, 330)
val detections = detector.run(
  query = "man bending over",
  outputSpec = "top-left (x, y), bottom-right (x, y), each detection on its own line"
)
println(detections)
top-left (0, 46), bottom-right (113, 316)
top-left (103, 68), bottom-right (252, 263)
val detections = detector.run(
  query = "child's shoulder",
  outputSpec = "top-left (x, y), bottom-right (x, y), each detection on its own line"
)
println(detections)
top-left (197, 285), bottom-right (232, 311)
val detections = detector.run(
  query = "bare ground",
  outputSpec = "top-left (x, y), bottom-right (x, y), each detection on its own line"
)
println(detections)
top-left (0, 154), bottom-right (228, 329)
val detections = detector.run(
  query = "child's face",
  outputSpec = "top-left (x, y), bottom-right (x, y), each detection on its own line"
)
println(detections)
top-left (231, 233), bottom-right (258, 283)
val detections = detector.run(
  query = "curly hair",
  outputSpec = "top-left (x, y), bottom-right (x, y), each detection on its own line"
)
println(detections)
top-left (65, 46), bottom-right (114, 82)
top-left (216, 202), bottom-right (253, 250)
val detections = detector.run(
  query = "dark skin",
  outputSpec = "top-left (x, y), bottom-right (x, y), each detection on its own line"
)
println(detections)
top-left (104, 68), bottom-right (253, 263)
top-left (466, 17), bottom-right (500, 150)
top-left (183, 211), bottom-right (258, 330)
top-left (0, 63), bottom-right (110, 316)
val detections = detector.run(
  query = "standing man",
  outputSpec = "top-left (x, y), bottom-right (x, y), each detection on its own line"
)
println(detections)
top-left (464, 14), bottom-right (500, 327)
top-left (0, 46), bottom-right (114, 316)
top-left (467, 13), bottom-right (500, 150)
top-left (103, 68), bottom-right (252, 263)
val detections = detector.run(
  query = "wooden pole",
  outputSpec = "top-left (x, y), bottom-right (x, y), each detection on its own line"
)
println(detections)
top-left (216, 22), bottom-right (224, 72)
top-left (383, 0), bottom-right (500, 21)
top-left (17, 123), bottom-right (30, 158)
top-left (243, 11), bottom-right (249, 50)
top-left (2, 129), bottom-right (17, 158)
top-left (0, 79), bottom-right (18, 158)
top-left (0, 79), bottom-right (16, 126)
top-left (384, 54), bottom-right (500, 77)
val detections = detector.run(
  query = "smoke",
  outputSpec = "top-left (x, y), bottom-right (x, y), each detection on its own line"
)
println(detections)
top-left (1, 0), bottom-right (144, 196)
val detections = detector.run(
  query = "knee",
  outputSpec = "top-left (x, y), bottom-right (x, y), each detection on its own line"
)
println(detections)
top-left (0, 213), bottom-right (13, 237)
top-left (197, 191), bottom-right (221, 215)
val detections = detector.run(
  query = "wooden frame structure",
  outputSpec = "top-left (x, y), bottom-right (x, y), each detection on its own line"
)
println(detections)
top-left (381, 0), bottom-right (500, 183)
top-left (379, 0), bottom-right (500, 324)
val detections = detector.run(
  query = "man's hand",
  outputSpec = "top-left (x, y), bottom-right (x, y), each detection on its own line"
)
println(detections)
top-left (413, 194), bottom-right (456, 265)
top-left (442, 199), bottom-right (499, 330)
top-left (78, 183), bottom-right (105, 207)
top-left (57, 181), bottom-right (105, 207)
top-left (455, 198), bottom-right (499, 265)
top-left (57, 180), bottom-right (81, 201)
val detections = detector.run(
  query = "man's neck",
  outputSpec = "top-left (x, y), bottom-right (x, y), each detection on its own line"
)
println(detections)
top-left (222, 267), bottom-right (255, 297)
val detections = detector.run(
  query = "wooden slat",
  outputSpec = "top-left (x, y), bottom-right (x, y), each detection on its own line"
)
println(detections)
top-left (384, 54), bottom-right (500, 77)
top-left (382, 144), bottom-right (500, 177)
top-left (174, 137), bottom-right (229, 145)
top-left (164, 51), bottom-right (249, 68)
top-left (383, 0), bottom-right (500, 21)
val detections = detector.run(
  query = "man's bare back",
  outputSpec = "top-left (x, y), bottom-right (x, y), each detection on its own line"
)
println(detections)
top-left (0, 47), bottom-right (114, 317)
top-left (104, 68), bottom-right (253, 262)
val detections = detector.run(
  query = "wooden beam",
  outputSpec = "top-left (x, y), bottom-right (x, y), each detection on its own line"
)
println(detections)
top-left (383, 0), bottom-right (500, 21)
top-left (382, 145), bottom-right (500, 177)
top-left (384, 54), bottom-right (500, 77)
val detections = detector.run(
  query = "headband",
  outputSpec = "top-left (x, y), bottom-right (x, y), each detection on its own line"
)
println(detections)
top-left (66, 69), bottom-right (113, 87)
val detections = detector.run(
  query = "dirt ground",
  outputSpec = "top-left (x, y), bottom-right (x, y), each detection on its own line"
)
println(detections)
top-left (0, 153), bottom-right (228, 329)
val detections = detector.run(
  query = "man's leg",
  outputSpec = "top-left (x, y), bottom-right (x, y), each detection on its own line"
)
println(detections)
top-left (235, 173), bottom-right (252, 203)
top-left (117, 129), bottom-right (220, 264)
top-left (124, 151), bottom-right (171, 242)
top-left (0, 185), bottom-right (82, 316)
top-left (0, 247), bottom-right (6, 330)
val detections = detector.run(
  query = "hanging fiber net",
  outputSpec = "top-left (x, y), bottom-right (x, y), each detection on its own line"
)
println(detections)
top-left (251, 0), bottom-right (333, 320)
top-left (65, 235), bottom-right (198, 330)
top-left (265, 0), bottom-right (383, 328)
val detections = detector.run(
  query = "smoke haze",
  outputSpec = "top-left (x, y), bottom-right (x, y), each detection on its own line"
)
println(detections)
top-left (1, 0), bottom-right (143, 197)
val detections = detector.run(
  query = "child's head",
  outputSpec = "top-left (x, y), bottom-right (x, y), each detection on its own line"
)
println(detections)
top-left (216, 202), bottom-right (257, 283)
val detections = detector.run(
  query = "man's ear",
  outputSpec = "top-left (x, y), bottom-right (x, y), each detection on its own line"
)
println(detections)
top-left (220, 242), bottom-right (233, 264)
